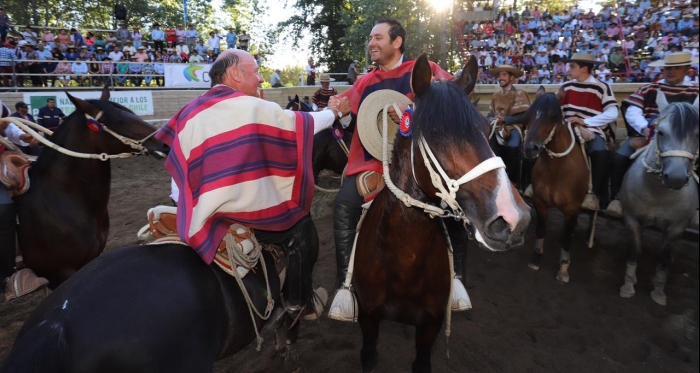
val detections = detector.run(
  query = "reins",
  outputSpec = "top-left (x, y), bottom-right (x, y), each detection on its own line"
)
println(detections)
top-left (540, 120), bottom-right (594, 195)
top-left (632, 128), bottom-right (699, 184)
top-left (1, 111), bottom-right (158, 161)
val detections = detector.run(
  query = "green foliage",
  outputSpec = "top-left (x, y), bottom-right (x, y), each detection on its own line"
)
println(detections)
top-left (259, 65), bottom-right (307, 87)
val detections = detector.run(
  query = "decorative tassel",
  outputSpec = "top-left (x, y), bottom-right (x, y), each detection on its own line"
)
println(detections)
top-left (451, 278), bottom-right (472, 312)
top-left (328, 287), bottom-right (358, 322)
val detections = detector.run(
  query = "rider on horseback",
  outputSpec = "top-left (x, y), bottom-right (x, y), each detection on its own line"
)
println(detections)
top-left (328, 18), bottom-right (472, 311)
top-left (558, 53), bottom-right (619, 211)
top-left (154, 49), bottom-right (351, 319)
top-left (486, 65), bottom-right (532, 191)
top-left (607, 52), bottom-right (699, 222)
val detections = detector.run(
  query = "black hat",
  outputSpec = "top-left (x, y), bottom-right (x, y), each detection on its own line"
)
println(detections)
top-left (15, 101), bottom-right (28, 109)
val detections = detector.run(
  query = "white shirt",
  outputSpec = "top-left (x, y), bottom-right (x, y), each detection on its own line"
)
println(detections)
top-left (625, 79), bottom-right (694, 134)
top-left (1, 100), bottom-right (30, 147)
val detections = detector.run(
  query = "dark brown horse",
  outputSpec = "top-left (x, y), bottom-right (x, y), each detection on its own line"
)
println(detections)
top-left (13, 87), bottom-right (167, 288)
top-left (353, 55), bottom-right (531, 373)
top-left (522, 89), bottom-right (590, 283)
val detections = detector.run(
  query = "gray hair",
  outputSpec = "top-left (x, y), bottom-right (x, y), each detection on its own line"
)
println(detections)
top-left (209, 53), bottom-right (241, 86)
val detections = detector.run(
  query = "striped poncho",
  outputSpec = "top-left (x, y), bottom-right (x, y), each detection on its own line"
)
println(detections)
top-left (155, 85), bottom-right (315, 264)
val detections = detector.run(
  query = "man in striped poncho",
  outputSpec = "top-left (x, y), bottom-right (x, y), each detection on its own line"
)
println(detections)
top-left (155, 49), bottom-right (350, 319)
top-left (558, 53), bottom-right (619, 211)
top-left (607, 52), bottom-right (699, 219)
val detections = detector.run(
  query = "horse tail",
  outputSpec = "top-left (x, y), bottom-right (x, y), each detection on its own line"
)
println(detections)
top-left (0, 321), bottom-right (70, 373)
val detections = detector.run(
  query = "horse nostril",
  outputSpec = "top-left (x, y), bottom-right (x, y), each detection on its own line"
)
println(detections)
top-left (487, 216), bottom-right (510, 240)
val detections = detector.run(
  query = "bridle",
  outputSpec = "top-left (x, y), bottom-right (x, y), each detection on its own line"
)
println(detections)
top-left (635, 114), bottom-right (699, 184)
top-left (1, 110), bottom-right (161, 161)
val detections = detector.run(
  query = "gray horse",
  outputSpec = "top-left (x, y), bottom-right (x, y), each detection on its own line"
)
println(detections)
top-left (618, 92), bottom-right (699, 305)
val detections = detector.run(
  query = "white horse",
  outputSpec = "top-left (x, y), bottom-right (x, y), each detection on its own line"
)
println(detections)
top-left (618, 92), bottom-right (699, 305)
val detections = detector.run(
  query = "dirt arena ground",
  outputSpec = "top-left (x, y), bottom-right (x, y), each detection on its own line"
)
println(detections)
top-left (1, 155), bottom-right (698, 373)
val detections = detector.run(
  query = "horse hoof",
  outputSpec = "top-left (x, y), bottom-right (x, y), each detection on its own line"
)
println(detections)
top-left (528, 263), bottom-right (540, 271)
top-left (651, 289), bottom-right (667, 306)
top-left (619, 283), bottom-right (636, 298)
top-left (556, 271), bottom-right (570, 284)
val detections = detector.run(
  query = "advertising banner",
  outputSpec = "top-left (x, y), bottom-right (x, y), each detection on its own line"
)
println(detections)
top-left (164, 64), bottom-right (212, 88)
top-left (23, 91), bottom-right (154, 117)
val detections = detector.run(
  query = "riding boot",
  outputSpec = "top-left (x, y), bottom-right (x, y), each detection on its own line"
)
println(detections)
top-left (446, 220), bottom-right (472, 311)
top-left (333, 203), bottom-right (362, 290)
top-left (583, 150), bottom-right (610, 211)
top-left (505, 146), bottom-right (523, 191)
top-left (607, 153), bottom-right (632, 218)
top-left (0, 203), bottom-right (17, 293)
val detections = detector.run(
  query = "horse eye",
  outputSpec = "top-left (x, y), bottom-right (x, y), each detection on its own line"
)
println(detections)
top-left (657, 131), bottom-right (664, 137)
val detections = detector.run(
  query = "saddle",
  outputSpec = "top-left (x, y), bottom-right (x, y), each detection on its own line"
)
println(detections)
top-left (138, 206), bottom-right (286, 280)
top-left (356, 170), bottom-right (386, 202)
top-left (0, 148), bottom-right (31, 197)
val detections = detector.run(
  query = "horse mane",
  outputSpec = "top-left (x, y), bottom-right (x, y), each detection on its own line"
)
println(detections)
top-left (523, 93), bottom-right (563, 129)
top-left (413, 81), bottom-right (488, 148)
top-left (661, 101), bottom-right (699, 141)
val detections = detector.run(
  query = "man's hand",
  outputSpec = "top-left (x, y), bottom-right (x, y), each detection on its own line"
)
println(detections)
top-left (387, 103), bottom-right (410, 123)
top-left (328, 96), bottom-right (350, 117)
top-left (642, 128), bottom-right (651, 137)
top-left (565, 117), bottom-right (586, 127)
top-left (496, 115), bottom-right (505, 124)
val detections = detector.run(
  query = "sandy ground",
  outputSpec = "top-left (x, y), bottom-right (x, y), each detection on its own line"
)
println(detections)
top-left (1, 155), bottom-right (698, 373)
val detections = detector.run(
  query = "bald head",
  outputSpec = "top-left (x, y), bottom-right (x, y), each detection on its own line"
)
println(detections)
top-left (210, 49), bottom-right (262, 96)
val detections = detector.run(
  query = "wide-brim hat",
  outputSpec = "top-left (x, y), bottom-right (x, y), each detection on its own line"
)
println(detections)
top-left (489, 64), bottom-right (523, 78)
top-left (564, 53), bottom-right (596, 64)
top-left (649, 52), bottom-right (699, 67)
top-left (357, 90), bottom-right (412, 162)
top-left (319, 73), bottom-right (335, 82)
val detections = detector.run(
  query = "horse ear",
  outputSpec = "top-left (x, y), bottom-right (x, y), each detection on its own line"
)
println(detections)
top-left (656, 90), bottom-right (669, 112)
top-left (100, 86), bottom-right (110, 101)
top-left (456, 55), bottom-right (478, 95)
top-left (411, 53), bottom-right (432, 98)
top-left (536, 85), bottom-right (546, 99)
top-left (66, 92), bottom-right (98, 116)
top-left (288, 95), bottom-right (292, 102)
top-left (294, 94), bottom-right (300, 101)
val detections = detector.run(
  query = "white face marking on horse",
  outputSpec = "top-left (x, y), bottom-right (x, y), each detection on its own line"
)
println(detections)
top-left (494, 169), bottom-right (521, 233)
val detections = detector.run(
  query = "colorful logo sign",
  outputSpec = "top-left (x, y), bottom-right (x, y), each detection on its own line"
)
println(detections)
top-left (183, 65), bottom-right (204, 82)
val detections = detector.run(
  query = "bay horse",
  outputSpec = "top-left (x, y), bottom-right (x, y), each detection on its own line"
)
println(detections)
top-left (353, 55), bottom-right (531, 373)
top-left (11, 87), bottom-right (167, 288)
top-left (287, 94), bottom-right (354, 184)
top-left (522, 89), bottom-right (591, 284)
top-left (618, 93), bottom-right (699, 305)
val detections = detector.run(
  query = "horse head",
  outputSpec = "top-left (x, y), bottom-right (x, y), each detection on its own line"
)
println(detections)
top-left (66, 86), bottom-right (169, 158)
top-left (403, 54), bottom-right (530, 250)
top-left (286, 94), bottom-right (313, 112)
top-left (653, 92), bottom-right (700, 190)
top-left (522, 86), bottom-right (562, 159)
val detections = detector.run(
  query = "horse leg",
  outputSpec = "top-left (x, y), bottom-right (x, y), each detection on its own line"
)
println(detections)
top-left (528, 204), bottom-right (547, 271)
top-left (650, 226), bottom-right (682, 306)
top-left (556, 212), bottom-right (578, 284)
top-left (412, 317), bottom-right (443, 373)
top-left (359, 310), bottom-right (380, 373)
top-left (619, 216), bottom-right (642, 298)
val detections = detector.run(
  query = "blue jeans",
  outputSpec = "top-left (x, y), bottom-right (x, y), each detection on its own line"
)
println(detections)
top-left (585, 134), bottom-right (607, 154)
top-left (616, 138), bottom-right (635, 158)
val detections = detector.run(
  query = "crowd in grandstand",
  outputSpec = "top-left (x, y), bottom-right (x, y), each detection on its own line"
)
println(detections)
top-left (1, 1), bottom-right (700, 88)
top-left (0, 18), bottom-right (253, 87)
top-left (459, 1), bottom-right (699, 84)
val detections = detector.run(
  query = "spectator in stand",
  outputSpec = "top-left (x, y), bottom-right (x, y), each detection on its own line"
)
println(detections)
top-left (189, 50), bottom-right (204, 64)
top-left (54, 58), bottom-right (72, 86)
top-left (134, 46), bottom-right (148, 62)
top-left (226, 27), bottom-right (237, 50)
top-left (175, 24), bottom-right (186, 42)
top-left (123, 40), bottom-right (136, 55)
top-left (205, 50), bottom-right (215, 64)
top-left (142, 57), bottom-right (154, 86)
top-left (99, 57), bottom-right (114, 86)
top-left (208, 30), bottom-right (223, 55)
top-left (42, 29), bottom-right (55, 49)
top-left (305, 58), bottom-right (317, 86)
top-left (609, 48), bottom-right (626, 72)
top-left (238, 30), bottom-right (250, 51)
top-left (128, 55), bottom-right (143, 86)
top-left (85, 32), bottom-right (95, 51)
top-left (0, 7), bottom-right (12, 43)
top-left (22, 26), bottom-right (38, 46)
top-left (36, 98), bottom-right (65, 130)
top-left (153, 57), bottom-right (164, 86)
top-left (176, 39), bottom-right (189, 57)
top-left (71, 57), bottom-right (88, 86)
top-left (622, 35), bottom-right (636, 53)
top-left (132, 26), bottom-right (142, 49)
top-left (65, 45), bottom-right (79, 61)
top-left (116, 23), bottom-right (130, 47)
top-left (114, 56), bottom-right (129, 85)
top-left (108, 45), bottom-right (124, 62)
top-left (678, 14), bottom-right (694, 37)
top-left (78, 45), bottom-right (91, 60)
top-left (88, 55), bottom-right (100, 86)
top-left (194, 39), bottom-right (208, 56)
top-left (151, 23), bottom-right (165, 52)
top-left (0, 42), bottom-right (15, 87)
top-left (165, 24), bottom-right (177, 45)
top-left (185, 24), bottom-right (199, 51)
top-left (535, 50), bottom-right (549, 66)
top-left (596, 64), bottom-right (611, 81)
top-left (269, 68), bottom-right (282, 87)
top-left (105, 31), bottom-right (118, 50)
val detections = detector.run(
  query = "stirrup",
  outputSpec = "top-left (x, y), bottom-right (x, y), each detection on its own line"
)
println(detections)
top-left (606, 199), bottom-right (623, 218)
top-left (451, 278), bottom-right (472, 311)
top-left (4, 268), bottom-right (49, 301)
top-left (303, 287), bottom-right (328, 321)
top-left (523, 184), bottom-right (533, 198)
top-left (581, 193), bottom-right (599, 211)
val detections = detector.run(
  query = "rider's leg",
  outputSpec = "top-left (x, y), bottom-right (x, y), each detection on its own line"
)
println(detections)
top-left (333, 174), bottom-right (364, 290)
top-left (587, 135), bottom-right (611, 210)
top-left (445, 218), bottom-right (471, 311)
top-left (607, 139), bottom-right (634, 217)
top-left (0, 196), bottom-right (17, 292)
top-left (505, 130), bottom-right (523, 190)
